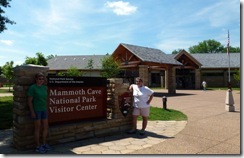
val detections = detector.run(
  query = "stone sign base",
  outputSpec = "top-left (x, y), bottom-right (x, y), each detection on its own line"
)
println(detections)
top-left (12, 65), bottom-right (133, 150)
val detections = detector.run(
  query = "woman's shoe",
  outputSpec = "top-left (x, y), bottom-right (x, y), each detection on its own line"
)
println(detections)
top-left (127, 129), bottom-right (137, 134)
top-left (35, 146), bottom-right (46, 154)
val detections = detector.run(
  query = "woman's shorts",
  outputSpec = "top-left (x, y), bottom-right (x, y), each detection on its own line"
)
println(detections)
top-left (33, 111), bottom-right (48, 120)
top-left (133, 107), bottom-right (150, 117)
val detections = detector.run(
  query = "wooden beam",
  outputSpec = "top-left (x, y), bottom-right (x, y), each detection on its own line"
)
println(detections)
top-left (119, 64), bottom-right (137, 68)
top-left (121, 60), bottom-right (141, 65)
top-left (128, 54), bottom-right (133, 61)
top-left (149, 67), bottom-right (166, 70)
top-left (174, 66), bottom-right (195, 69)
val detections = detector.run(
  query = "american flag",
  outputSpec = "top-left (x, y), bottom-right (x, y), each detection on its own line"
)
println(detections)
top-left (227, 30), bottom-right (230, 55)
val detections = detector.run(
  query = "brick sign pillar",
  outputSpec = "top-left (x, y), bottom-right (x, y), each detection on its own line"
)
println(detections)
top-left (12, 64), bottom-right (49, 149)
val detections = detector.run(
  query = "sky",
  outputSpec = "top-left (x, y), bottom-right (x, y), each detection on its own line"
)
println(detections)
top-left (0, 0), bottom-right (241, 66)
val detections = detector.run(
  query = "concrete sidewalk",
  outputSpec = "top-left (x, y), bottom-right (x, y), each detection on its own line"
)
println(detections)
top-left (0, 89), bottom-right (241, 155)
top-left (130, 89), bottom-right (241, 154)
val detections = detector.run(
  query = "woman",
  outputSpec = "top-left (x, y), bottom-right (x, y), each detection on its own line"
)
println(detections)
top-left (27, 72), bottom-right (51, 153)
top-left (128, 77), bottom-right (154, 135)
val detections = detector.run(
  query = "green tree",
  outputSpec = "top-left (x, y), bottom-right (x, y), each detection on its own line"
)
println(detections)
top-left (0, 0), bottom-right (16, 33)
top-left (101, 56), bottom-right (120, 78)
top-left (66, 66), bottom-right (82, 76)
top-left (2, 61), bottom-right (14, 91)
top-left (85, 58), bottom-right (94, 76)
top-left (0, 66), bottom-right (3, 75)
top-left (233, 69), bottom-right (240, 85)
top-left (46, 54), bottom-right (56, 60)
top-left (189, 39), bottom-right (224, 54)
top-left (222, 46), bottom-right (240, 53)
top-left (171, 49), bottom-right (182, 54)
top-left (57, 66), bottom-right (84, 76)
top-left (25, 52), bottom-right (47, 66)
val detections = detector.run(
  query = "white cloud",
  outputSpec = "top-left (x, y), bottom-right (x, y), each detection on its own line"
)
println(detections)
top-left (194, 0), bottom-right (239, 27)
top-left (31, 0), bottom-right (86, 37)
top-left (0, 40), bottom-right (14, 46)
top-left (105, 1), bottom-right (137, 15)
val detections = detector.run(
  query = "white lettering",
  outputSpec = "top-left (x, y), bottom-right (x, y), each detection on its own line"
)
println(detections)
top-left (76, 104), bottom-right (98, 111)
top-left (82, 96), bottom-right (96, 103)
top-left (87, 89), bottom-right (101, 95)
top-left (49, 89), bottom-right (86, 96)
top-left (49, 106), bottom-right (75, 113)
top-left (49, 97), bottom-right (80, 105)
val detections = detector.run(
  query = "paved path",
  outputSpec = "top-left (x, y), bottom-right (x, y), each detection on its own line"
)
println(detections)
top-left (0, 89), bottom-right (241, 155)
top-left (0, 87), bottom-right (13, 97)
top-left (130, 89), bottom-right (240, 154)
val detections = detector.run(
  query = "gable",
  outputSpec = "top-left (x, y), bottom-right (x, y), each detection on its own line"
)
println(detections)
top-left (112, 43), bottom-right (182, 69)
top-left (174, 49), bottom-right (202, 68)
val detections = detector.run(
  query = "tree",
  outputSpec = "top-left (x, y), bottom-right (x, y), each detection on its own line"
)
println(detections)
top-left (0, 0), bottom-right (16, 33)
top-left (0, 66), bottom-right (3, 75)
top-left (188, 39), bottom-right (224, 54)
top-left (101, 56), bottom-right (120, 78)
top-left (85, 58), bottom-right (94, 76)
top-left (222, 46), bottom-right (240, 53)
top-left (57, 66), bottom-right (84, 77)
top-left (2, 61), bottom-right (14, 91)
top-left (171, 49), bottom-right (182, 54)
top-left (46, 54), bottom-right (56, 60)
top-left (233, 69), bottom-right (240, 86)
top-left (25, 52), bottom-right (48, 66)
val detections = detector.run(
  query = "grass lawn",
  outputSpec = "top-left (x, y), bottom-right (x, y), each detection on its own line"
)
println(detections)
top-left (138, 106), bottom-right (187, 121)
top-left (0, 88), bottom-right (13, 93)
top-left (0, 96), bottom-right (13, 130)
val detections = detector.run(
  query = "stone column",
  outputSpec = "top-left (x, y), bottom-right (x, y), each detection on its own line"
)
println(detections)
top-left (167, 66), bottom-right (176, 94)
top-left (161, 75), bottom-right (165, 88)
top-left (139, 65), bottom-right (149, 86)
top-left (164, 70), bottom-right (168, 89)
top-left (12, 64), bottom-right (49, 149)
top-left (195, 68), bottom-right (201, 89)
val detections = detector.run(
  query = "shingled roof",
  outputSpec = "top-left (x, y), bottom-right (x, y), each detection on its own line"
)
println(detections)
top-left (191, 53), bottom-right (240, 68)
top-left (47, 44), bottom-right (240, 70)
top-left (121, 43), bottom-right (182, 65)
top-left (47, 55), bottom-right (106, 70)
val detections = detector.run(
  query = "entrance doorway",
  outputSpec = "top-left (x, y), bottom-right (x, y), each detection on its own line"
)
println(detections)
top-left (176, 69), bottom-right (195, 89)
top-left (151, 73), bottom-right (161, 87)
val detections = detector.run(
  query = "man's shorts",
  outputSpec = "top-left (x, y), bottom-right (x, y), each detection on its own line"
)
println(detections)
top-left (33, 111), bottom-right (48, 120)
top-left (133, 107), bottom-right (150, 117)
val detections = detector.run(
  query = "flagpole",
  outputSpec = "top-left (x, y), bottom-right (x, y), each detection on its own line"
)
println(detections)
top-left (228, 53), bottom-right (230, 83)
top-left (227, 30), bottom-right (231, 89)
top-left (225, 29), bottom-right (234, 112)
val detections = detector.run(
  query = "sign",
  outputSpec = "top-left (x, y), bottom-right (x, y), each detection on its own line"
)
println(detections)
top-left (118, 92), bottom-right (132, 117)
top-left (47, 76), bottom-right (107, 124)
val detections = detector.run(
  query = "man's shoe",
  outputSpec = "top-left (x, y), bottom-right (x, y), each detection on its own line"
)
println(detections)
top-left (139, 129), bottom-right (145, 135)
top-left (127, 129), bottom-right (137, 134)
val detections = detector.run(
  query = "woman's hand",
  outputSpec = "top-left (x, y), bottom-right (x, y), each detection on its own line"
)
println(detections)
top-left (31, 111), bottom-right (36, 119)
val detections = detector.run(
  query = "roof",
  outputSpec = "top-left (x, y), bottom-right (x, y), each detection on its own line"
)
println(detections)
top-left (47, 55), bottom-right (106, 70)
top-left (191, 53), bottom-right (240, 68)
top-left (47, 44), bottom-right (240, 70)
top-left (121, 43), bottom-right (182, 65)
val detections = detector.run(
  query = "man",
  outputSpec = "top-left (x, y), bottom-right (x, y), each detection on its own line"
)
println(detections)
top-left (202, 80), bottom-right (207, 91)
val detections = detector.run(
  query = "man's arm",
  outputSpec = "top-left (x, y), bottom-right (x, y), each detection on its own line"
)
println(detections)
top-left (147, 94), bottom-right (153, 105)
